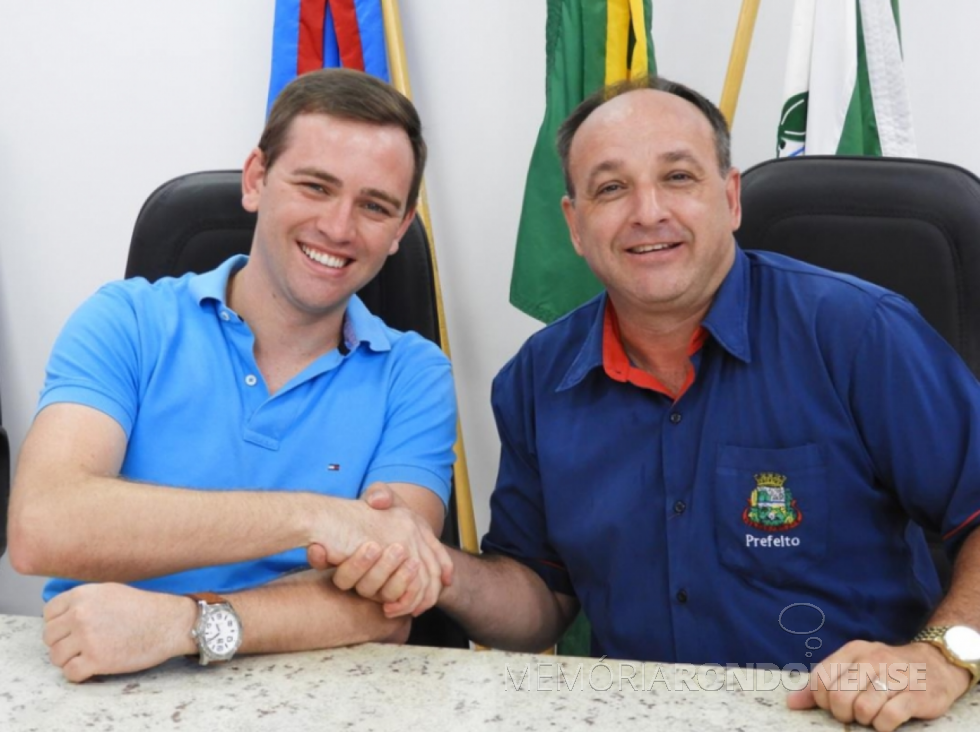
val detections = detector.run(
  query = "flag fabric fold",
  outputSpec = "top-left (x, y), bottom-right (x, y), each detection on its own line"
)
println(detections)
top-left (510, 0), bottom-right (657, 324)
top-left (776, 0), bottom-right (915, 158)
top-left (267, 0), bottom-right (391, 115)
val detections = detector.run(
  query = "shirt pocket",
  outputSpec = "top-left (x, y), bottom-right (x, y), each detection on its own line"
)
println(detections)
top-left (714, 444), bottom-right (829, 586)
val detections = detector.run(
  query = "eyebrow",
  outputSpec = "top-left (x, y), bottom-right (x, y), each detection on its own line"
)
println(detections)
top-left (661, 150), bottom-right (706, 171)
top-left (292, 166), bottom-right (404, 212)
top-left (584, 160), bottom-right (626, 193)
top-left (582, 149), bottom-right (708, 192)
top-left (361, 187), bottom-right (404, 212)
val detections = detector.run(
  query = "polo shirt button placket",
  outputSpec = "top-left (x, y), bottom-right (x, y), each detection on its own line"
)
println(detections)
top-left (669, 412), bottom-right (682, 424)
top-left (220, 311), bottom-right (231, 322)
top-left (673, 500), bottom-right (686, 515)
top-left (244, 374), bottom-right (258, 387)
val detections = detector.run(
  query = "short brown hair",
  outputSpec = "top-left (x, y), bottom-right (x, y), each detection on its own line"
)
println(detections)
top-left (259, 68), bottom-right (426, 213)
top-left (557, 76), bottom-right (731, 198)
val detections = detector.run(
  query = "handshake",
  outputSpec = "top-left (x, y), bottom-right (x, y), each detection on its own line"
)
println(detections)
top-left (307, 483), bottom-right (455, 619)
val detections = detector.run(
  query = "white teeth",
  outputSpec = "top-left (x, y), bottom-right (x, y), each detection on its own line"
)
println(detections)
top-left (631, 243), bottom-right (677, 254)
top-left (301, 245), bottom-right (348, 269)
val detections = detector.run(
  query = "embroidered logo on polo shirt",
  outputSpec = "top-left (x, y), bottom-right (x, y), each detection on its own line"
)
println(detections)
top-left (327, 464), bottom-right (341, 471)
top-left (742, 472), bottom-right (803, 532)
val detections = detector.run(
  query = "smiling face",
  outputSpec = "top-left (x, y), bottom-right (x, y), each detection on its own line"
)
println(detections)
top-left (561, 89), bottom-right (741, 325)
top-left (240, 112), bottom-right (416, 325)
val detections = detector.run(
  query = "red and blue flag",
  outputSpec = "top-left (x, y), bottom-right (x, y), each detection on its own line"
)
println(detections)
top-left (268, 0), bottom-right (390, 114)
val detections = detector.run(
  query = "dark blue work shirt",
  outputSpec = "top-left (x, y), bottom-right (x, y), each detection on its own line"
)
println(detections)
top-left (483, 247), bottom-right (980, 666)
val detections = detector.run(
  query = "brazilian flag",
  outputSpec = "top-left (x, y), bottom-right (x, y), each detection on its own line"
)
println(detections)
top-left (510, 0), bottom-right (657, 325)
top-left (509, 0), bottom-right (656, 658)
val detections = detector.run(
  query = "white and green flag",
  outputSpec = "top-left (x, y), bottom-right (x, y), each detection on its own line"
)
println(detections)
top-left (776, 0), bottom-right (915, 158)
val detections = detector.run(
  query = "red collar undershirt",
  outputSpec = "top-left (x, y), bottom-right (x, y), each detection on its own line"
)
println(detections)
top-left (601, 300), bottom-right (708, 401)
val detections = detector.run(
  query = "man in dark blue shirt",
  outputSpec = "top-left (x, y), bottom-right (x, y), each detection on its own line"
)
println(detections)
top-left (419, 77), bottom-right (980, 730)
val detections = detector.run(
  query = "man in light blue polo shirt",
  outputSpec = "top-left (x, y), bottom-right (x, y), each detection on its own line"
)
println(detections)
top-left (9, 69), bottom-right (456, 681)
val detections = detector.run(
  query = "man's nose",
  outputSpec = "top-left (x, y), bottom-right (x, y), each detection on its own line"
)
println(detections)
top-left (630, 185), bottom-right (669, 226)
top-left (316, 198), bottom-right (356, 243)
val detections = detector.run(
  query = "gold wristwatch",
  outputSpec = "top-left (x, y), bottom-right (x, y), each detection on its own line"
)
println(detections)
top-left (912, 625), bottom-right (980, 689)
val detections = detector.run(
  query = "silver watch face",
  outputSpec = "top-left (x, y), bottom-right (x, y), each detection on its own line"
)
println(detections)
top-left (203, 606), bottom-right (243, 660)
top-left (944, 626), bottom-right (980, 663)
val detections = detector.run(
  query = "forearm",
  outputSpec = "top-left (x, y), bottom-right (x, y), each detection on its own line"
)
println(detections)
top-left (437, 549), bottom-right (577, 652)
top-left (43, 572), bottom-right (409, 683)
top-left (136, 572), bottom-right (411, 660)
top-left (924, 528), bottom-right (980, 628)
top-left (228, 570), bottom-right (411, 654)
top-left (10, 468), bottom-right (325, 582)
top-left (10, 404), bottom-right (335, 581)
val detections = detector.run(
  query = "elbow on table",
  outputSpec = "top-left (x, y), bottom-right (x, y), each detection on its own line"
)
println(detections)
top-left (7, 497), bottom-right (68, 577)
top-left (7, 525), bottom-right (43, 577)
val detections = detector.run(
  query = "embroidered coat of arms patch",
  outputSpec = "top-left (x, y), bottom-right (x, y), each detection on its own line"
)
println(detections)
top-left (742, 472), bottom-right (803, 532)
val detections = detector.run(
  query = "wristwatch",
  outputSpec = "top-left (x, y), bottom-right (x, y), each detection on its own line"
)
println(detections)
top-left (913, 625), bottom-right (980, 688)
top-left (188, 592), bottom-right (243, 666)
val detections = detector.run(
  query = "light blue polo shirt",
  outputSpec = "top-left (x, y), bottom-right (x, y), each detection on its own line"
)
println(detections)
top-left (40, 255), bottom-right (456, 600)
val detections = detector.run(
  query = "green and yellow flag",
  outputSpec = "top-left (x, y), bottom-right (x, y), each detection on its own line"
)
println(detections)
top-left (510, 0), bottom-right (656, 324)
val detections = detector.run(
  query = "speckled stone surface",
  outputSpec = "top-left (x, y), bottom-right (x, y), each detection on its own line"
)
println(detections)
top-left (3, 614), bottom-right (980, 731)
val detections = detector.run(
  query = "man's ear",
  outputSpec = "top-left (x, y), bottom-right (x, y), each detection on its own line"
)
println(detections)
top-left (389, 206), bottom-right (418, 256)
top-left (561, 195), bottom-right (584, 257)
top-left (241, 148), bottom-right (267, 213)
top-left (726, 167), bottom-right (742, 231)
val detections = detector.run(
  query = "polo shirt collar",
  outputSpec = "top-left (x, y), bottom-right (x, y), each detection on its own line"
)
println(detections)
top-left (343, 292), bottom-right (391, 353)
top-left (557, 244), bottom-right (752, 391)
top-left (187, 254), bottom-right (391, 353)
top-left (187, 254), bottom-right (247, 305)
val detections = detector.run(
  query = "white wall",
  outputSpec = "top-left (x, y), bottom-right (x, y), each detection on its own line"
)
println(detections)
top-left (0, 0), bottom-right (974, 615)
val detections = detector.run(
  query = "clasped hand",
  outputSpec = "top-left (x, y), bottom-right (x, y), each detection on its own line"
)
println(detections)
top-left (307, 483), bottom-right (454, 618)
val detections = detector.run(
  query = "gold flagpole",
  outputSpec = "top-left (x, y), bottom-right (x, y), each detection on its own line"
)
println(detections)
top-left (719, 0), bottom-right (762, 125)
top-left (381, 0), bottom-right (479, 555)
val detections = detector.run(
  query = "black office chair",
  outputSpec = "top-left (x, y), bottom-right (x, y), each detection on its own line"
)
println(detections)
top-left (126, 170), bottom-right (468, 648)
top-left (0, 390), bottom-right (9, 558)
top-left (739, 155), bottom-right (980, 590)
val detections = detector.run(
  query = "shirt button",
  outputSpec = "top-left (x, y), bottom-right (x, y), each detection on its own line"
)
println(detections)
top-left (220, 311), bottom-right (231, 321)
top-left (244, 374), bottom-right (258, 387)
top-left (669, 412), bottom-right (682, 424)
top-left (676, 589), bottom-right (688, 604)
top-left (673, 500), bottom-right (687, 514)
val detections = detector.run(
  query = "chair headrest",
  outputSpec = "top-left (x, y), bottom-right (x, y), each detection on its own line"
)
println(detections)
top-left (739, 156), bottom-right (980, 377)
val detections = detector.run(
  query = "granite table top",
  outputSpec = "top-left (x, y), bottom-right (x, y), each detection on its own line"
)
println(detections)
top-left (3, 613), bottom-right (980, 731)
